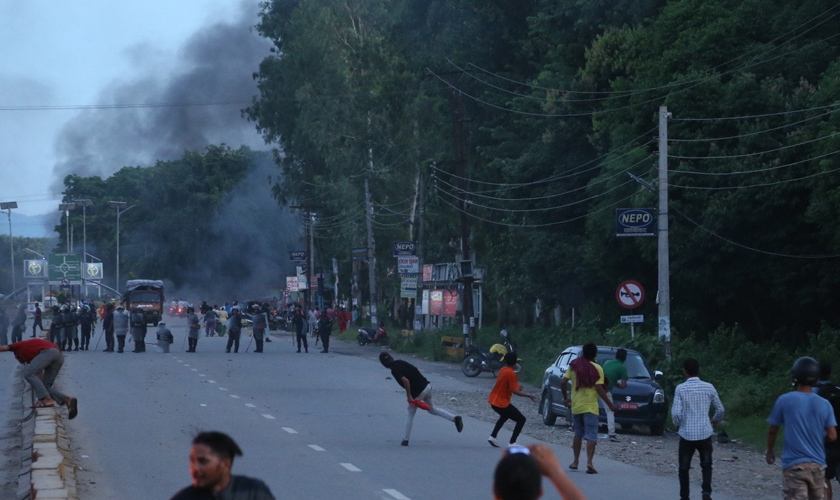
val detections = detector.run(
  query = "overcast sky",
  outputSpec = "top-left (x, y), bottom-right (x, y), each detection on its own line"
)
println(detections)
top-left (0, 1), bottom-right (270, 226)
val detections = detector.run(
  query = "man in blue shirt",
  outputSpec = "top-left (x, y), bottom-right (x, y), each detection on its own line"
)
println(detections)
top-left (671, 358), bottom-right (724, 500)
top-left (767, 357), bottom-right (838, 500)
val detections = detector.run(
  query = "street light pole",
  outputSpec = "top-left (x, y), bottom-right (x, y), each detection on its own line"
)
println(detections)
top-left (0, 202), bottom-right (18, 297)
top-left (109, 201), bottom-right (134, 292)
top-left (76, 199), bottom-right (93, 294)
top-left (58, 203), bottom-right (76, 253)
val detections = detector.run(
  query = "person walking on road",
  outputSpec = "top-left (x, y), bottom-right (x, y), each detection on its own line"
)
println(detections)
top-left (601, 349), bottom-right (628, 442)
top-left (559, 343), bottom-right (616, 474)
top-left (101, 303), bottom-right (115, 352)
top-left (130, 307), bottom-right (147, 353)
top-left (0, 307), bottom-right (9, 346)
top-left (225, 306), bottom-right (242, 353)
top-left (11, 303), bottom-right (27, 344)
top-left (251, 304), bottom-right (267, 353)
top-left (317, 312), bottom-right (332, 353)
top-left (293, 305), bottom-right (307, 353)
top-left (31, 303), bottom-right (44, 338)
top-left (186, 306), bottom-right (201, 353)
top-left (671, 358), bottom-right (725, 500)
top-left (767, 356), bottom-right (837, 500)
top-left (113, 305), bottom-right (129, 353)
top-left (493, 444), bottom-right (587, 500)
top-left (0, 338), bottom-right (78, 419)
top-left (156, 321), bottom-right (174, 353)
top-left (488, 352), bottom-right (537, 448)
top-left (168, 431), bottom-right (275, 500)
top-left (379, 352), bottom-right (464, 446)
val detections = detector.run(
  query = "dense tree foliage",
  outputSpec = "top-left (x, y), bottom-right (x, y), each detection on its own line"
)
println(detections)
top-left (246, 0), bottom-right (838, 343)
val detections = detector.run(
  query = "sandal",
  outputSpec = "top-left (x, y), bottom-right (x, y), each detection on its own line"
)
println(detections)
top-left (586, 466), bottom-right (598, 474)
top-left (67, 397), bottom-right (78, 420)
top-left (33, 400), bottom-right (55, 408)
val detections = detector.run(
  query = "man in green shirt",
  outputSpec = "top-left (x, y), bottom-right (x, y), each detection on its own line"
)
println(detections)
top-left (602, 348), bottom-right (628, 442)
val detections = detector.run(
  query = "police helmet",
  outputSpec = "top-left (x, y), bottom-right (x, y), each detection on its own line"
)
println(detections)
top-left (158, 321), bottom-right (166, 326)
top-left (60, 304), bottom-right (69, 312)
top-left (500, 329), bottom-right (508, 339)
top-left (792, 356), bottom-right (820, 386)
top-left (116, 305), bottom-right (124, 311)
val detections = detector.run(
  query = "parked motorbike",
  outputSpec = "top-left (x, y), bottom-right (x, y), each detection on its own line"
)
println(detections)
top-left (357, 325), bottom-right (388, 346)
top-left (461, 330), bottom-right (521, 377)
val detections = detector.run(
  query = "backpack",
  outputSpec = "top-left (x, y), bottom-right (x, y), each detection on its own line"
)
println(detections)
top-left (817, 382), bottom-right (840, 446)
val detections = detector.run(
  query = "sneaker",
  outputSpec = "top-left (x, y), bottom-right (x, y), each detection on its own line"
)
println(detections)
top-left (400, 440), bottom-right (409, 447)
top-left (508, 442), bottom-right (522, 448)
top-left (609, 434), bottom-right (619, 442)
top-left (455, 416), bottom-right (464, 433)
top-left (488, 437), bottom-right (500, 448)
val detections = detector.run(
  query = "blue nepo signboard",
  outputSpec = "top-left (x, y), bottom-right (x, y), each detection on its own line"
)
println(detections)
top-left (289, 250), bottom-right (307, 262)
top-left (616, 208), bottom-right (656, 237)
top-left (392, 241), bottom-right (416, 256)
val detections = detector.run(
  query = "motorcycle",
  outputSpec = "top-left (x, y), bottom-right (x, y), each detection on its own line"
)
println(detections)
top-left (357, 326), bottom-right (388, 346)
top-left (461, 330), bottom-right (521, 377)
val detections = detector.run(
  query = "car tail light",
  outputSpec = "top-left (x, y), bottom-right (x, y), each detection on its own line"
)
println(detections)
top-left (653, 389), bottom-right (665, 404)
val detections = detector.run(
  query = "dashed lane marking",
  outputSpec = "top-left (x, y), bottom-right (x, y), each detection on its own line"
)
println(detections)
top-left (191, 369), bottom-right (198, 372)
top-left (244, 403), bottom-right (256, 408)
top-left (308, 445), bottom-right (324, 451)
top-left (230, 395), bottom-right (240, 399)
top-left (218, 387), bottom-right (227, 391)
top-left (208, 380), bottom-right (216, 384)
top-left (340, 463), bottom-right (361, 472)
top-left (199, 374), bottom-right (206, 377)
top-left (383, 489), bottom-right (410, 500)
top-left (282, 427), bottom-right (297, 434)
top-left (262, 414), bottom-right (275, 420)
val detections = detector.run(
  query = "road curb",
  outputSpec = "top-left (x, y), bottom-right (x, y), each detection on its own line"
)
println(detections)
top-left (24, 383), bottom-right (78, 500)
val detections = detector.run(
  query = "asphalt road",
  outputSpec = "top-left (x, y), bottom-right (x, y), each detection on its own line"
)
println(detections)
top-left (53, 319), bottom-right (744, 500)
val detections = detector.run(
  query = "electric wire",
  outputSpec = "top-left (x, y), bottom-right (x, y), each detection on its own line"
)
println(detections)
top-left (669, 154), bottom-right (840, 190)
top-left (672, 205), bottom-right (840, 259)
top-left (671, 148), bottom-right (840, 176)
top-left (668, 106), bottom-right (840, 142)
top-left (669, 131), bottom-right (840, 160)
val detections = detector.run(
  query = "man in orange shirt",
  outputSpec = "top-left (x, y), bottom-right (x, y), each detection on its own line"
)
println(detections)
top-left (488, 352), bottom-right (537, 447)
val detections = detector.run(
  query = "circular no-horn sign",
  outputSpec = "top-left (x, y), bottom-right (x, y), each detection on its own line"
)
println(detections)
top-left (61, 278), bottom-right (70, 286)
top-left (616, 280), bottom-right (644, 309)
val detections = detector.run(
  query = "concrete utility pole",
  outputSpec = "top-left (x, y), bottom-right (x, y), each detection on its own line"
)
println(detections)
top-left (1, 202), bottom-right (18, 296)
top-left (658, 106), bottom-right (672, 359)
top-left (364, 176), bottom-right (378, 327)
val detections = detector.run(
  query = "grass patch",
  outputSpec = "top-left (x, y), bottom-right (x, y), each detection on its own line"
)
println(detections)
top-left (721, 415), bottom-right (776, 451)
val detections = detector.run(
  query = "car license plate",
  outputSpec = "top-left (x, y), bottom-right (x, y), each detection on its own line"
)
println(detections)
top-left (619, 402), bottom-right (638, 410)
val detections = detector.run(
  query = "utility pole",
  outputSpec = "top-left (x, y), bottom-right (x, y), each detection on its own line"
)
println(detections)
top-left (449, 89), bottom-right (477, 343)
top-left (658, 106), bottom-right (672, 359)
top-left (364, 176), bottom-right (378, 327)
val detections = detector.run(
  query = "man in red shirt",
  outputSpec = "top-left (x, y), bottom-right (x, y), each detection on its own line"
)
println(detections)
top-left (0, 338), bottom-right (78, 418)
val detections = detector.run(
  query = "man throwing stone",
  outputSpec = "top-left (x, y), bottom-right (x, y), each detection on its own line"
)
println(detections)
top-left (379, 352), bottom-right (463, 446)
top-left (0, 338), bottom-right (78, 418)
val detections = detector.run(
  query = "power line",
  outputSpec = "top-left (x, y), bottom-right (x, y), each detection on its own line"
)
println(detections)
top-left (669, 155), bottom-right (840, 189)
top-left (669, 131), bottom-right (840, 160)
top-left (669, 106), bottom-right (840, 142)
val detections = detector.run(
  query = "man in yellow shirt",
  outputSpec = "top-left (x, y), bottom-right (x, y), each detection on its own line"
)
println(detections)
top-left (560, 343), bottom-right (617, 474)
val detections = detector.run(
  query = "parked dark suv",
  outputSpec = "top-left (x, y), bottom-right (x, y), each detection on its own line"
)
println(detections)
top-left (539, 345), bottom-right (667, 436)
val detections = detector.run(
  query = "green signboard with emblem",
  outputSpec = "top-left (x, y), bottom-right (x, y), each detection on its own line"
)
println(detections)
top-left (49, 254), bottom-right (82, 281)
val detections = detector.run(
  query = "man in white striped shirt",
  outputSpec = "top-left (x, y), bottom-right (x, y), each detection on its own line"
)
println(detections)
top-left (671, 358), bottom-right (725, 500)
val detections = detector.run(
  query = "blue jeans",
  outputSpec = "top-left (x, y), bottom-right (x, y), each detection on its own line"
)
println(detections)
top-left (679, 436), bottom-right (713, 500)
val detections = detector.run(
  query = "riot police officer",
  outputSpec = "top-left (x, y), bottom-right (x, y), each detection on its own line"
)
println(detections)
top-left (156, 321), bottom-right (174, 353)
top-left (186, 307), bottom-right (201, 352)
top-left (130, 307), bottom-right (147, 352)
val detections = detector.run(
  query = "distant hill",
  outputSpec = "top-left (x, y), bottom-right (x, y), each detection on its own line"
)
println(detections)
top-left (6, 212), bottom-right (57, 239)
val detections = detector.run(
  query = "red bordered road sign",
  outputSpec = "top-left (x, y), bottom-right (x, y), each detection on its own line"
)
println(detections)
top-left (616, 280), bottom-right (644, 309)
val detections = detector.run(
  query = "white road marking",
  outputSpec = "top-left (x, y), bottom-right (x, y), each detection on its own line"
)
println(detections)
top-left (199, 374), bottom-right (206, 377)
top-left (208, 380), bottom-right (216, 384)
top-left (191, 369), bottom-right (198, 372)
top-left (262, 414), bottom-right (275, 420)
top-left (184, 364), bottom-right (190, 367)
top-left (383, 489), bottom-right (410, 500)
top-left (282, 427), bottom-right (297, 434)
top-left (244, 403), bottom-right (256, 408)
top-left (340, 463), bottom-right (361, 472)
top-left (308, 445), bottom-right (324, 451)
top-left (200, 404), bottom-right (207, 407)
top-left (230, 395), bottom-right (240, 399)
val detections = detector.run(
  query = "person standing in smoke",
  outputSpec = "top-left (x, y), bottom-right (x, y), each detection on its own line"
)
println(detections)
top-left (101, 302), bottom-right (115, 352)
top-left (225, 306), bottom-right (242, 353)
top-left (156, 321), bottom-right (174, 353)
top-left (48, 305), bottom-right (62, 345)
top-left (204, 306), bottom-right (217, 337)
top-left (251, 304), bottom-right (267, 353)
top-left (293, 305), bottom-right (307, 353)
top-left (78, 304), bottom-right (93, 350)
top-left (62, 304), bottom-right (78, 351)
top-left (130, 307), bottom-right (147, 353)
top-left (186, 306), bottom-right (201, 353)
top-left (31, 303), bottom-right (44, 338)
top-left (10, 304), bottom-right (27, 344)
top-left (0, 306), bottom-right (9, 346)
top-left (113, 305), bottom-right (129, 353)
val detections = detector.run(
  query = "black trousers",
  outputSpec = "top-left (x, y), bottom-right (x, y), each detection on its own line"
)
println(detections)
top-left (117, 335), bottom-right (126, 352)
top-left (296, 329), bottom-right (308, 351)
top-left (32, 319), bottom-right (44, 336)
top-left (320, 333), bottom-right (330, 352)
top-left (187, 338), bottom-right (197, 352)
top-left (81, 326), bottom-right (91, 348)
top-left (226, 333), bottom-right (240, 353)
top-left (678, 436), bottom-right (713, 500)
top-left (104, 330), bottom-right (114, 351)
top-left (490, 404), bottom-right (527, 444)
